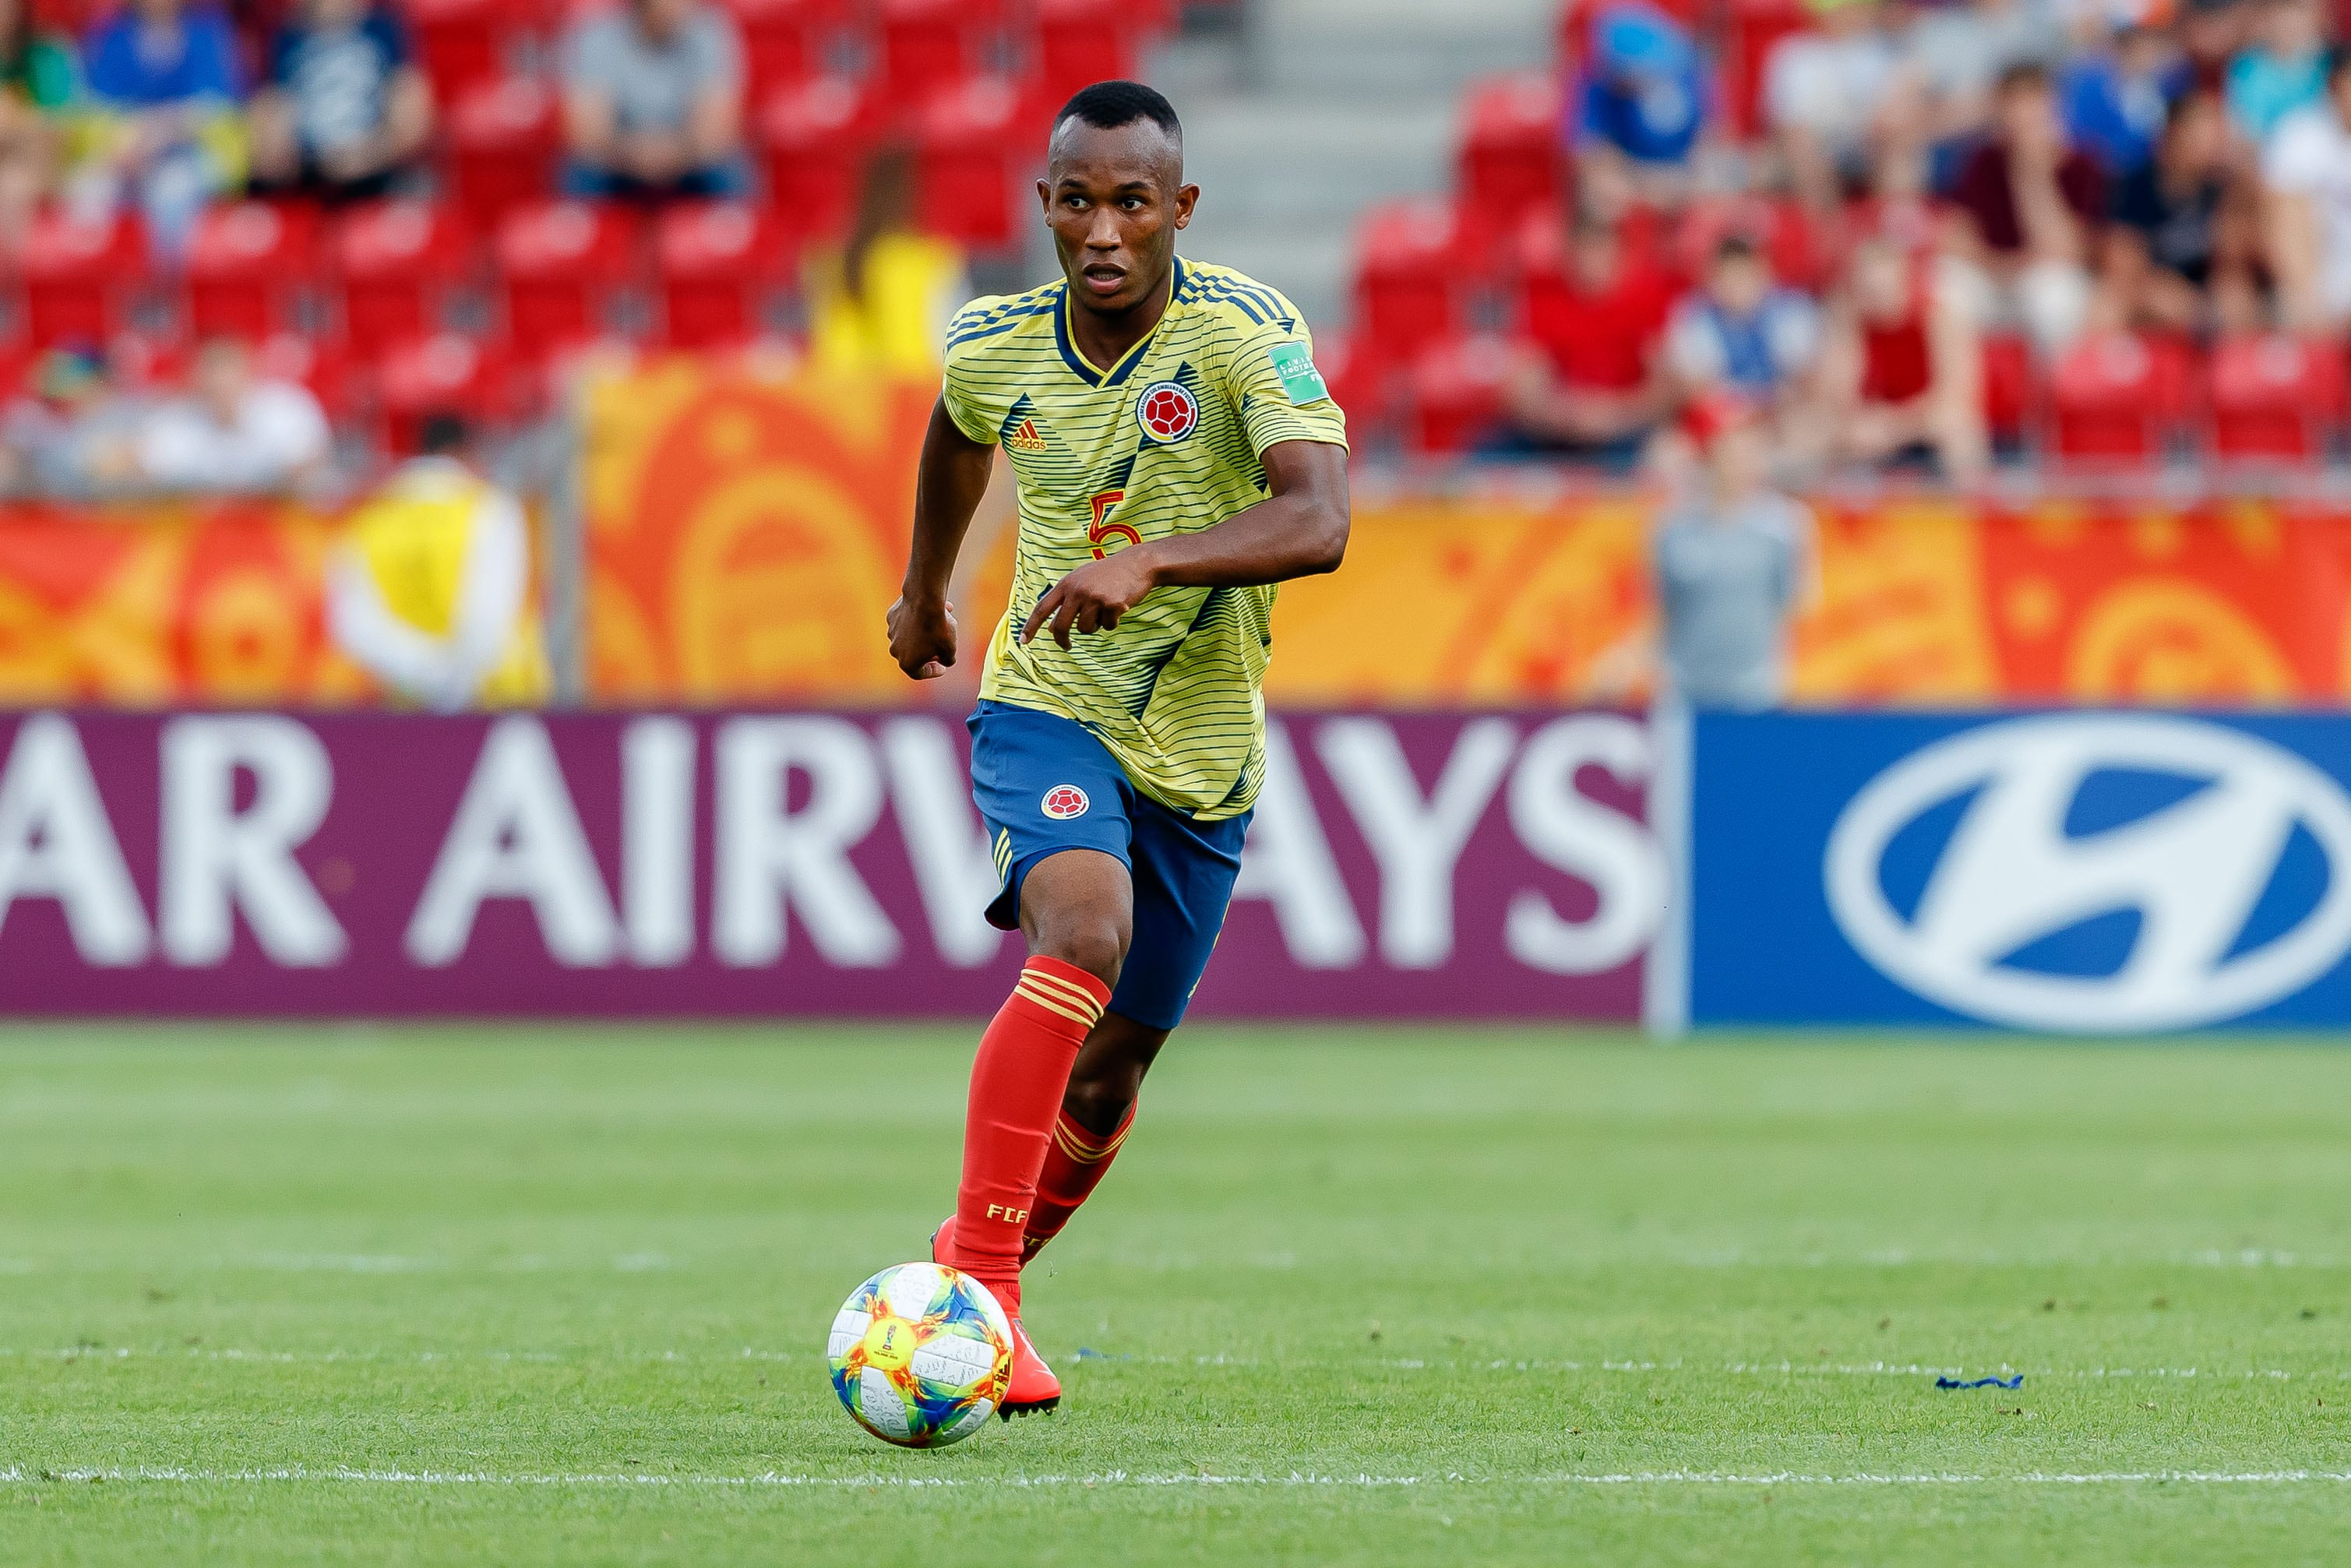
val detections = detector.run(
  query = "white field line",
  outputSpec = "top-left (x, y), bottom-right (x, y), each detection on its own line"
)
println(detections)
top-left (5, 1346), bottom-right (2344, 1383)
top-left (2, 1465), bottom-right (2349, 1490)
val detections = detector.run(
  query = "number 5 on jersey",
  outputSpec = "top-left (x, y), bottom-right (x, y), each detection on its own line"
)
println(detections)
top-left (1088, 491), bottom-right (1139, 559)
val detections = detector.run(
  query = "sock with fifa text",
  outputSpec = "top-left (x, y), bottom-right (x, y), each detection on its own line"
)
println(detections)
top-left (1023, 1104), bottom-right (1136, 1261)
top-left (947, 956), bottom-right (1111, 1320)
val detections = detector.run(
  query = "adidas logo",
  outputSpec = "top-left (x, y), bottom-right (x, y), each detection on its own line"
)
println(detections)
top-left (1007, 418), bottom-right (1049, 453)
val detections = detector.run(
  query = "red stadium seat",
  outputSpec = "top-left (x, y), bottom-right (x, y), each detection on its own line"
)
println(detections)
top-left (1310, 329), bottom-right (1394, 444)
top-left (1979, 333), bottom-right (2035, 446)
top-left (879, 0), bottom-right (999, 97)
top-left (1673, 194), bottom-right (1829, 293)
top-left (653, 203), bottom-right (787, 348)
top-left (449, 76), bottom-right (560, 227)
top-left (256, 331), bottom-right (355, 422)
top-left (1352, 198), bottom-right (1468, 370)
top-left (379, 333), bottom-right (509, 453)
top-left (915, 76), bottom-right (1025, 249)
top-left (2049, 332), bottom-right (2193, 464)
top-left (761, 76), bottom-right (872, 245)
top-left (1457, 73), bottom-right (1564, 237)
top-left (1406, 333), bottom-right (1511, 455)
top-left (1725, 0), bottom-right (1806, 139)
top-left (184, 202), bottom-right (319, 340)
top-left (334, 200), bottom-right (475, 354)
top-left (2207, 333), bottom-right (2349, 461)
top-left (409, 0), bottom-right (509, 97)
top-left (1034, 0), bottom-right (1139, 102)
top-left (19, 209), bottom-right (143, 348)
top-left (494, 200), bottom-right (640, 361)
top-left (720, 0), bottom-right (833, 100)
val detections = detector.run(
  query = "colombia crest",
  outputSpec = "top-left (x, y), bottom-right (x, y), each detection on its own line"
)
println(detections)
top-left (1136, 382), bottom-right (1199, 444)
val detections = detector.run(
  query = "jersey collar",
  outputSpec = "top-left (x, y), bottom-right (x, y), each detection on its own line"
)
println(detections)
top-left (1055, 256), bottom-right (1185, 389)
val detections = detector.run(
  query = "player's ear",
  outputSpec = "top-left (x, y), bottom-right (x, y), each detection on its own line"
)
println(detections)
top-left (1173, 183), bottom-right (1200, 231)
top-left (1036, 178), bottom-right (1053, 217)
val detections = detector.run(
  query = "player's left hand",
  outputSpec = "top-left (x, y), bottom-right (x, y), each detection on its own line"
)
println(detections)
top-left (1022, 550), bottom-right (1157, 650)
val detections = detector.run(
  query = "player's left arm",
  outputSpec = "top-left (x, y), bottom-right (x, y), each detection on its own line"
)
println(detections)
top-left (1023, 439), bottom-right (1348, 650)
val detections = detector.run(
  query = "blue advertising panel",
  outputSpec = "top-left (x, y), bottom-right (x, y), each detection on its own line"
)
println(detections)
top-left (1690, 710), bottom-right (2351, 1031)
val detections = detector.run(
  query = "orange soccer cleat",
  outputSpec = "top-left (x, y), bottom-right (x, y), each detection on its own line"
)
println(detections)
top-left (1000, 1317), bottom-right (1060, 1418)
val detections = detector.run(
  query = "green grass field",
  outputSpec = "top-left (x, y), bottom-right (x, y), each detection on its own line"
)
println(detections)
top-left (2, 1027), bottom-right (2348, 1564)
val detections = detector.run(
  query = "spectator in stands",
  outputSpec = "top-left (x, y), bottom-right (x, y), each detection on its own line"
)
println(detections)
top-left (1765, 0), bottom-right (1912, 215)
top-left (136, 335), bottom-right (330, 495)
top-left (2178, 0), bottom-right (2247, 94)
top-left (808, 143), bottom-right (969, 378)
top-left (1948, 62), bottom-right (2106, 357)
top-left (328, 414), bottom-right (548, 711)
top-left (2104, 88), bottom-right (2260, 331)
top-left (2226, 0), bottom-right (2328, 143)
top-left (2060, 18), bottom-right (2188, 175)
top-left (78, 0), bottom-right (245, 258)
top-left (0, 346), bottom-right (144, 499)
top-left (248, 0), bottom-right (432, 203)
top-left (0, 0), bottom-right (75, 249)
top-left (1665, 233), bottom-right (1824, 421)
top-left (1819, 236), bottom-right (1988, 480)
top-left (1641, 392), bottom-right (1818, 711)
top-left (560, 0), bottom-right (748, 202)
top-left (1570, 2), bottom-right (1713, 200)
top-left (2264, 44), bottom-right (2351, 332)
top-left (1909, 0), bottom-right (2067, 139)
top-left (1496, 206), bottom-right (1676, 470)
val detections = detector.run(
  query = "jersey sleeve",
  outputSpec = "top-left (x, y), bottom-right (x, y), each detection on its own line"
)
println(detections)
top-left (1220, 312), bottom-right (1350, 459)
top-left (939, 297), bottom-right (1009, 446)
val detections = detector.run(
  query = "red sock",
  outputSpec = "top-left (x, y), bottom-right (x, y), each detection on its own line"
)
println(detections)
top-left (1024, 1105), bottom-right (1135, 1261)
top-left (948, 957), bottom-right (1109, 1320)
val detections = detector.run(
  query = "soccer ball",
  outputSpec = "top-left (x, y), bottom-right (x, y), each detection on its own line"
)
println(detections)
top-left (826, 1262), bottom-right (1013, 1448)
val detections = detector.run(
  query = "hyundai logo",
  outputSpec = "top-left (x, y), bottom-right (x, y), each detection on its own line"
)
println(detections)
top-left (1824, 715), bottom-right (2351, 1032)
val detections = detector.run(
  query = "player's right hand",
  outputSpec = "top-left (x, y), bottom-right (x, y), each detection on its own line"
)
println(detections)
top-left (886, 594), bottom-right (958, 680)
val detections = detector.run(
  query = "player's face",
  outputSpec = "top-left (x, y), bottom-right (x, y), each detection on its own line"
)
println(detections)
top-left (1040, 120), bottom-right (1199, 315)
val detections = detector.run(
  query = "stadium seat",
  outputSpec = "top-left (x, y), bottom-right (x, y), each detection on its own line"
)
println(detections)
top-left (495, 200), bottom-right (640, 364)
top-left (2207, 333), bottom-right (2349, 462)
top-left (334, 200), bottom-right (475, 354)
top-left (19, 209), bottom-right (143, 348)
top-left (1352, 198), bottom-right (1468, 370)
top-left (409, 0), bottom-right (510, 97)
top-left (378, 332), bottom-right (509, 453)
top-left (1978, 333), bottom-right (2036, 449)
top-left (761, 76), bottom-right (872, 246)
top-left (878, 0), bottom-right (999, 97)
top-left (449, 76), bottom-right (561, 227)
top-left (1405, 333), bottom-right (1511, 455)
top-left (1672, 194), bottom-right (1829, 293)
top-left (915, 76), bottom-right (1025, 249)
top-left (653, 203), bottom-right (787, 349)
top-left (256, 330), bottom-right (356, 423)
top-left (183, 202), bottom-right (319, 340)
top-left (1456, 73), bottom-right (1564, 239)
top-left (1725, 0), bottom-right (1807, 138)
top-left (1034, 0), bottom-right (1140, 103)
top-left (1310, 329), bottom-right (1394, 445)
top-left (720, 0), bottom-right (834, 100)
top-left (2048, 332), bottom-right (2194, 465)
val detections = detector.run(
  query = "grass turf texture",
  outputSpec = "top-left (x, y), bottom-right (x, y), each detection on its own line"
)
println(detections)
top-left (0, 1029), bottom-right (2347, 1564)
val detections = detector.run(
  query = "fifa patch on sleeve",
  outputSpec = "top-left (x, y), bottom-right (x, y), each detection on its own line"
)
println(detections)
top-left (1267, 342), bottom-right (1329, 405)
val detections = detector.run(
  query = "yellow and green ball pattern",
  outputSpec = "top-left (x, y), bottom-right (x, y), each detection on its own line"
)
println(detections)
top-left (827, 1263), bottom-right (1013, 1447)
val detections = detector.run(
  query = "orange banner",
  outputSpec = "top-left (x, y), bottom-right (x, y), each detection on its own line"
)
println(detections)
top-left (579, 361), bottom-right (2351, 707)
top-left (0, 502), bottom-right (372, 706)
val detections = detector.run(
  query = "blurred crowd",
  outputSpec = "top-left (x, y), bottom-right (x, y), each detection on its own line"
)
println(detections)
top-left (1500, 0), bottom-right (2351, 479)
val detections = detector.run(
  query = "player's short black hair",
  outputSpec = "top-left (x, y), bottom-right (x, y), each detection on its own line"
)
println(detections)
top-left (1055, 80), bottom-right (1182, 143)
top-left (417, 412), bottom-right (472, 456)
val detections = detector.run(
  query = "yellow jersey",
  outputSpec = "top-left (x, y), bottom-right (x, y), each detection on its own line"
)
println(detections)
top-left (940, 257), bottom-right (1348, 820)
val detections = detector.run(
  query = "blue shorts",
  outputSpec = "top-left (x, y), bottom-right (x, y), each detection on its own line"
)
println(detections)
top-left (968, 699), bottom-right (1251, 1032)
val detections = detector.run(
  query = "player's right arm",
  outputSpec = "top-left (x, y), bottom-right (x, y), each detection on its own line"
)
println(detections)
top-left (888, 396), bottom-right (996, 681)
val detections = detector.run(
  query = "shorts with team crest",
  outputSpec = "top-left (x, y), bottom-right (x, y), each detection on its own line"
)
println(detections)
top-left (967, 699), bottom-right (1253, 1031)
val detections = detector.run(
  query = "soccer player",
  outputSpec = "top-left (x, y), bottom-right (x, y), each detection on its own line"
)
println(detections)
top-left (886, 80), bottom-right (1350, 1418)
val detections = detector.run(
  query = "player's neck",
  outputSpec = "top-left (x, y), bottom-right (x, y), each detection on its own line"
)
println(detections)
top-left (1067, 263), bottom-right (1175, 373)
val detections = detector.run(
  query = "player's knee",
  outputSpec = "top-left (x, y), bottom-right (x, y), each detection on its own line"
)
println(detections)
top-left (1036, 915), bottom-right (1128, 988)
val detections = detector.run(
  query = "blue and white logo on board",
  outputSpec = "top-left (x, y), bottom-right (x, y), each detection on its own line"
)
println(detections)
top-left (1824, 714), bottom-right (2351, 1032)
